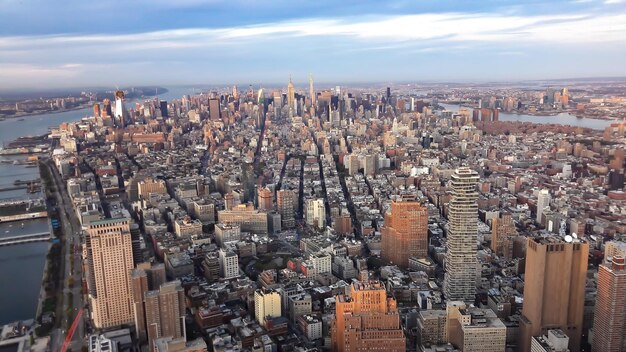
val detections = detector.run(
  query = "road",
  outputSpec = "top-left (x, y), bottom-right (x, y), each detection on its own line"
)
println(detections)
top-left (45, 160), bottom-right (86, 351)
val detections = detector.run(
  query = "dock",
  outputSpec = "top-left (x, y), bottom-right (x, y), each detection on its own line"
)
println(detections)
top-left (0, 232), bottom-right (52, 246)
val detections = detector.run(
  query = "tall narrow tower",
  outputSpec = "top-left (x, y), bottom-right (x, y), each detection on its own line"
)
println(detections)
top-left (444, 167), bottom-right (480, 302)
top-left (537, 189), bottom-right (551, 224)
top-left (309, 74), bottom-right (315, 107)
top-left (287, 76), bottom-right (295, 112)
top-left (592, 256), bottom-right (626, 352)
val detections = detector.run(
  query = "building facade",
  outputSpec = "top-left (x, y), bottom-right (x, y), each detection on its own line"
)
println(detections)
top-left (519, 236), bottom-right (589, 352)
top-left (444, 167), bottom-right (480, 302)
top-left (85, 218), bottom-right (135, 329)
top-left (381, 200), bottom-right (428, 267)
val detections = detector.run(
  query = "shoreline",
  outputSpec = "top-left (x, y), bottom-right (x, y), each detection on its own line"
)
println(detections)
top-left (0, 104), bottom-right (91, 121)
top-left (442, 103), bottom-right (622, 123)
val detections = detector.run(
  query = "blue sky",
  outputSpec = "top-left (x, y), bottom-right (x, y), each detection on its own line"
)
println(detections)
top-left (1, 0), bottom-right (625, 89)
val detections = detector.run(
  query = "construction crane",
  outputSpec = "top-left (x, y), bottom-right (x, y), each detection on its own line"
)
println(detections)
top-left (61, 307), bottom-right (84, 352)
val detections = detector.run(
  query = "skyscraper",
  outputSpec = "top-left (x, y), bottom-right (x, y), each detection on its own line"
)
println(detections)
top-left (537, 189), bottom-right (551, 224)
top-left (444, 167), bottom-right (480, 302)
top-left (287, 76), bottom-right (295, 113)
top-left (309, 74), bottom-right (315, 108)
top-left (519, 236), bottom-right (589, 352)
top-left (277, 189), bottom-right (295, 229)
top-left (491, 212), bottom-right (516, 260)
top-left (209, 98), bottom-right (220, 120)
top-left (331, 281), bottom-right (405, 352)
top-left (381, 201), bottom-right (428, 267)
top-left (85, 218), bottom-right (135, 329)
top-left (114, 90), bottom-right (127, 126)
top-left (592, 256), bottom-right (626, 352)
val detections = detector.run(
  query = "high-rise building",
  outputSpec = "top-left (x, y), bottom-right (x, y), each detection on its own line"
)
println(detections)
top-left (537, 189), bottom-right (551, 224)
top-left (381, 201), bottom-right (428, 267)
top-left (257, 186), bottom-right (273, 211)
top-left (347, 154), bottom-right (360, 176)
top-left (519, 236), bottom-right (589, 352)
top-left (305, 198), bottom-right (326, 229)
top-left (287, 77), bottom-right (295, 113)
top-left (309, 74), bottom-right (315, 108)
top-left (85, 218), bottom-right (135, 329)
top-left (444, 167), bottom-right (480, 302)
top-left (491, 212), bottom-right (516, 260)
top-left (364, 154), bottom-right (377, 175)
top-left (144, 281), bottom-right (186, 351)
top-left (591, 256), bottom-right (626, 352)
top-left (331, 281), bottom-right (405, 352)
top-left (254, 289), bottom-right (281, 327)
top-left (114, 90), bottom-right (127, 126)
top-left (218, 248), bottom-right (239, 279)
top-left (277, 189), bottom-right (295, 229)
top-left (209, 98), bottom-right (220, 120)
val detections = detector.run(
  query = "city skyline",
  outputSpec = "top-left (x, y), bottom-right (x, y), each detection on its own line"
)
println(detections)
top-left (1, 0), bottom-right (626, 89)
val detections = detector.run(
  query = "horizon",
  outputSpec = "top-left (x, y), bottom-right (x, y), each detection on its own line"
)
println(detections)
top-left (2, 0), bottom-right (626, 89)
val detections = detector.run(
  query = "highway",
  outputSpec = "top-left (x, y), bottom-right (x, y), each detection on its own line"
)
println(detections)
top-left (44, 160), bottom-right (86, 352)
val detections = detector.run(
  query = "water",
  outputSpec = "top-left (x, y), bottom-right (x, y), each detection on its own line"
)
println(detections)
top-left (0, 219), bottom-right (49, 325)
top-left (0, 87), bottom-right (194, 324)
top-left (439, 103), bottom-right (616, 130)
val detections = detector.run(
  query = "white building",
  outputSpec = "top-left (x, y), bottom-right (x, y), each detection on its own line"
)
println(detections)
top-left (218, 248), bottom-right (239, 279)
top-left (305, 198), bottom-right (326, 229)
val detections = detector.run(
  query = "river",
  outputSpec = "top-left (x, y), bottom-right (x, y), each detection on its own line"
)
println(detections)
top-left (439, 103), bottom-right (615, 130)
top-left (0, 86), bottom-right (194, 325)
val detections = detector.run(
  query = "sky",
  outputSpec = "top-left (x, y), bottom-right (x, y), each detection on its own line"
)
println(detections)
top-left (1, 0), bottom-right (626, 89)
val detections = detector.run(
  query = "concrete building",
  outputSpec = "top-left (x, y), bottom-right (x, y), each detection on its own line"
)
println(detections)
top-left (174, 216), bottom-right (203, 237)
top-left (520, 236), bottom-right (589, 352)
top-left (381, 200), bottom-right (428, 267)
top-left (305, 198), bottom-right (326, 229)
top-left (254, 289), bottom-right (282, 327)
top-left (217, 204), bottom-right (268, 234)
top-left (446, 302), bottom-right (506, 352)
top-left (364, 154), bottom-right (377, 175)
top-left (491, 212), bottom-right (516, 260)
top-left (444, 167), bottom-right (480, 302)
top-left (591, 256), bottom-right (626, 352)
top-left (214, 223), bottom-right (241, 248)
top-left (257, 187), bottom-right (273, 212)
top-left (144, 281), bottom-right (186, 351)
top-left (218, 248), bottom-right (239, 279)
top-left (418, 310), bottom-right (448, 349)
top-left (531, 329), bottom-right (570, 352)
top-left (138, 178), bottom-right (167, 199)
top-left (331, 281), bottom-right (405, 352)
top-left (536, 189), bottom-right (551, 224)
top-left (297, 315), bottom-right (323, 341)
top-left (277, 189), bottom-right (296, 229)
top-left (85, 218), bottom-right (135, 329)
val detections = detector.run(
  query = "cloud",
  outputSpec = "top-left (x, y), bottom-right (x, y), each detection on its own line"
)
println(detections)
top-left (604, 0), bottom-right (624, 3)
top-left (1, 10), bottom-right (626, 87)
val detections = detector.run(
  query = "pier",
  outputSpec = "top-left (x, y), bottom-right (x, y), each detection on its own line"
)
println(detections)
top-left (0, 211), bottom-right (48, 223)
top-left (0, 232), bottom-right (52, 246)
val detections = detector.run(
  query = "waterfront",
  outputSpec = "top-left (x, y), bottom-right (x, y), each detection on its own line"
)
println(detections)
top-left (0, 87), bottom-right (193, 325)
top-left (439, 103), bottom-right (616, 130)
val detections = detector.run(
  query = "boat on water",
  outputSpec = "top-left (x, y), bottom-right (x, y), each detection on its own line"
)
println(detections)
top-left (17, 118), bottom-right (25, 121)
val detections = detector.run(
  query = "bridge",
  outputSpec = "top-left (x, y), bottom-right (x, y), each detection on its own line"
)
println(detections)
top-left (0, 232), bottom-right (52, 246)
